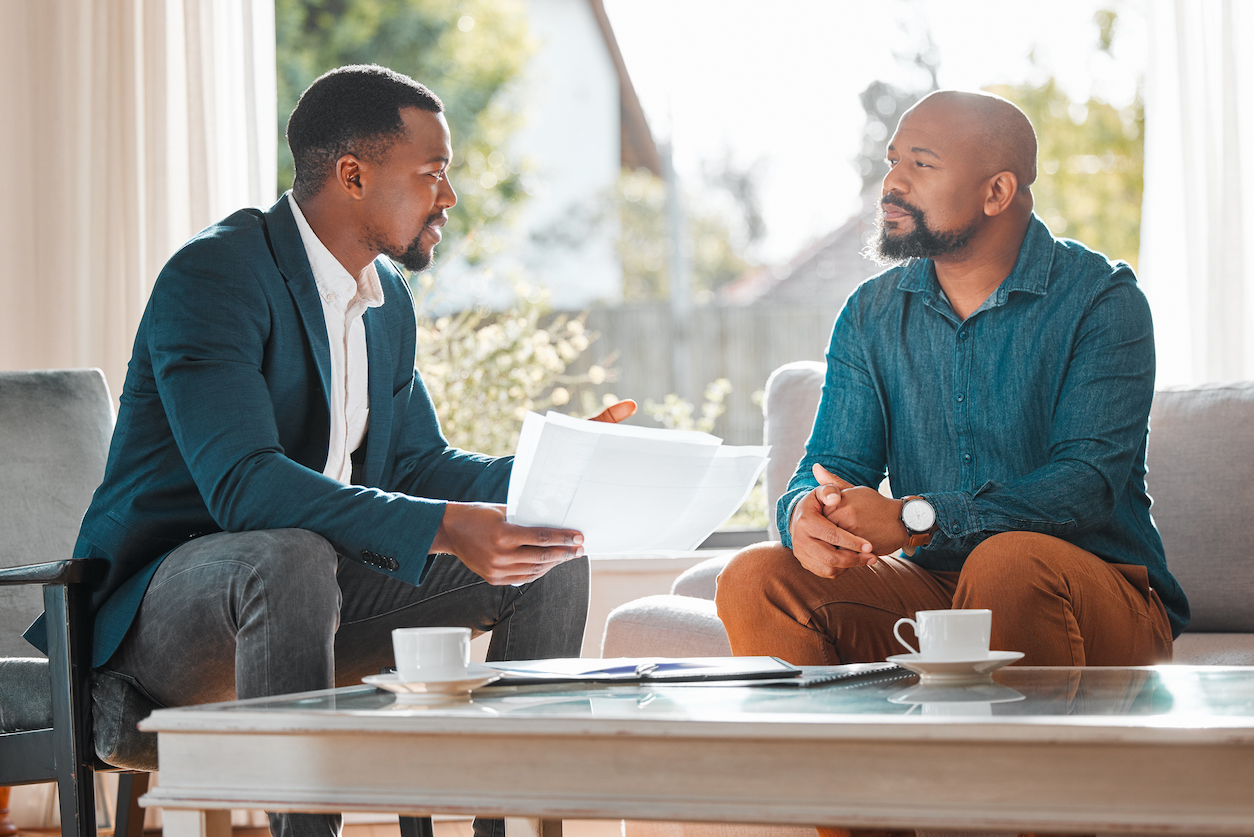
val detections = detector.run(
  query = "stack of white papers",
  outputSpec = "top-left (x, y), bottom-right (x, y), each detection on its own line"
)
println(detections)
top-left (506, 411), bottom-right (769, 554)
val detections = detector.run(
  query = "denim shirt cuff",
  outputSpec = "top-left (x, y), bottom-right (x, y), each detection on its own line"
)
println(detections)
top-left (924, 490), bottom-right (979, 543)
top-left (778, 487), bottom-right (809, 550)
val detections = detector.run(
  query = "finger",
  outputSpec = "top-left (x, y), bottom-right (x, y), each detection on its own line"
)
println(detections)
top-left (808, 517), bottom-right (872, 554)
top-left (511, 525), bottom-right (585, 548)
top-left (815, 483), bottom-right (841, 507)
top-left (812, 463), bottom-right (855, 491)
top-left (500, 543), bottom-right (586, 570)
top-left (480, 546), bottom-right (584, 585)
top-left (589, 399), bottom-right (638, 423)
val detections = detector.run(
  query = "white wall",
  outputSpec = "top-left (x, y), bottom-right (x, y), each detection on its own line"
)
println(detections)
top-left (431, 0), bottom-right (623, 312)
top-left (513, 0), bottom-right (623, 308)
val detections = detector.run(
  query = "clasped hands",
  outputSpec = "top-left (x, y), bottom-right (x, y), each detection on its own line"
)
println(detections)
top-left (789, 463), bottom-right (911, 579)
top-left (431, 399), bottom-right (638, 585)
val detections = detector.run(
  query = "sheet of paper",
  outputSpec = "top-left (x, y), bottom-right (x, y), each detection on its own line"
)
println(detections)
top-left (507, 411), bottom-right (769, 554)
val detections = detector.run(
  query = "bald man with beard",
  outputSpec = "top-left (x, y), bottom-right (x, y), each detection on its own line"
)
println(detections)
top-left (716, 90), bottom-right (1186, 678)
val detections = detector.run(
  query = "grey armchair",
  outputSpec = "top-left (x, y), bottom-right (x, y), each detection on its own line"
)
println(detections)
top-left (0, 369), bottom-right (153, 837)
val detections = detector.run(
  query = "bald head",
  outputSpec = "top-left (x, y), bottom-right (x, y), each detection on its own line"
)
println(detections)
top-left (904, 90), bottom-right (1038, 192)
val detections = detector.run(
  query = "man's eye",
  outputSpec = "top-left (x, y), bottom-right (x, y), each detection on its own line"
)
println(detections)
top-left (430, 171), bottom-right (444, 182)
top-left (886, 158), bottom-right (898, 168)
top-left (915, 161), bottom-right (931, 168)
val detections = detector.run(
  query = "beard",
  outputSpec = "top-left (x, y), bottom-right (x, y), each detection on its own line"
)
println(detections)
top-left (868, 195), bottom-right (977, 264)
top-left (370, 212), bottom-right (444, 272)
top-left (390, 232), bottom-right (433, 272)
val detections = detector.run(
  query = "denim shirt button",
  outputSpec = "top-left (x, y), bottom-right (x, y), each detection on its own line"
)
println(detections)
top-left (958, 330), bottom-right (968, 340)
top-left (963, 453), bottom-right (972, 463)
top-left (956, 393), bottom-right (965, 402)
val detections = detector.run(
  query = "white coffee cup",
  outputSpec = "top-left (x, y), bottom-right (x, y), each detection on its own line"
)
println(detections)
top-left (893, 608), bottom-right (992, 661)
top-left (392, 626), bottom-right (471, 682)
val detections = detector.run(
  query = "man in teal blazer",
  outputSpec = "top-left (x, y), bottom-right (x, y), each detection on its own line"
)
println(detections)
top-left (26, 65), bottom-right (630, 837)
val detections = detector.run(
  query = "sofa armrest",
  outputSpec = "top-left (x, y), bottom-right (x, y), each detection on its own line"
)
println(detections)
top-left (670, 554), bottom-right (734, 600)
top-left (601, 595), bottom-right (732, 657)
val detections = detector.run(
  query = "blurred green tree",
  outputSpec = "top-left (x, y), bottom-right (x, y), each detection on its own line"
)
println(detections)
top-left (851, 9), bottom-right (1143, 268)
top-left (275, 0), bottom-right (534, 264)
top-left (614, 160), bottom-right (763, 303)
top-left (987, 77), bottom-right (1144, 268)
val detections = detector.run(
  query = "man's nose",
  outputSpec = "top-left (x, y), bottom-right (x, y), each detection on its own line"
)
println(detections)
top-left (882, 166), bottom-right (907, 197)
top-left (440, 177), bottom-right (457, 210)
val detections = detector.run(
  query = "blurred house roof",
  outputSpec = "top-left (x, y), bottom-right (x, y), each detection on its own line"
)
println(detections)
top-left (588, 0), bottom-right (661, 176)
top-left (719, 202), bottom-right (883, 307)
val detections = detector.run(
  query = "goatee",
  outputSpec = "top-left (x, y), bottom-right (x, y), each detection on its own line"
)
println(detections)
top-left (393, 233), bottom-right (433, 272)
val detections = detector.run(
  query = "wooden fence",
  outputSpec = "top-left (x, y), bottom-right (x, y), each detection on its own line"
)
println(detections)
top-left (564, 302), bottom-right (841, 445)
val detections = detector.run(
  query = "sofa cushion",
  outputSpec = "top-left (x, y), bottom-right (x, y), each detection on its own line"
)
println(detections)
top-left (762, 362), bottom-right (826, 540)
top-left (0, 657), bottom-right (52, 732)
top-left (1147, 382), bottom-right (1254, 632)
top-left (602, 595), bottom-right (732, 658)
top-left (1170, 632), bottom-right (1254, 666)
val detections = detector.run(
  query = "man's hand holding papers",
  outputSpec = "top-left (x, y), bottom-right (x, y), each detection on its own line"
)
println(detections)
top-left (432, 402), bottom-right (639, 586)
top-left (506, 411), bottom-right (769, 554)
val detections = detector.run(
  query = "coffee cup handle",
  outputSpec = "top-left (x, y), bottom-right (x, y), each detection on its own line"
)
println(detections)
top-left (893, 617), bottom-right (920, 655)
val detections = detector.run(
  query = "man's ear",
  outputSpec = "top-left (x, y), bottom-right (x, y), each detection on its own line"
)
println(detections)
top-left (334, 155), bottom-right (365, 200)
top-left (982, 170), bottom-right (1019, 217)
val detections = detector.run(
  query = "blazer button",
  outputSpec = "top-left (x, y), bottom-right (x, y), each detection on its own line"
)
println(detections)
top-left (384, 557), bottom-right (399, 571)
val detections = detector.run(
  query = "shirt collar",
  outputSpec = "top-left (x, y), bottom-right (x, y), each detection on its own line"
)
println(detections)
top-left (287, 192), bottom-right (385, 311)
top-left (896, 213), bottom-right (1056, 305)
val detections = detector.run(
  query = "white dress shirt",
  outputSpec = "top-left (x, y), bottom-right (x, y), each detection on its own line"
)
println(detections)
top-left (287, 193), bottom-right (385, 484)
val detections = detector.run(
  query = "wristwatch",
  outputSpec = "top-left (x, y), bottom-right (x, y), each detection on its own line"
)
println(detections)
top-left (900, 495), bottom-right (937, 548)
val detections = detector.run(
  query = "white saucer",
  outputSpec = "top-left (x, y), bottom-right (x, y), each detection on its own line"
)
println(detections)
top-left (886, 650), bottom-right (1024, 684)
top-left (363, 664), bottom-right (501, 702)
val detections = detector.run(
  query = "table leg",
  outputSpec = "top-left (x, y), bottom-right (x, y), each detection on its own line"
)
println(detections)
top-left (504, 818), bottom-right (563, 837)
top-left (163, 809), bottom-right (232, 837)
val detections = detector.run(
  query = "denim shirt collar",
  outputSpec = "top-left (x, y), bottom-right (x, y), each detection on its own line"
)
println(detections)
top-left (895, 214), bottom-right (1056, 311)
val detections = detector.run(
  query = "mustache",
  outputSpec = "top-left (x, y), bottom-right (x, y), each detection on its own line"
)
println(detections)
top-left (425, 212), bottom-right (448, 228)
top-left (880, 194), bottom-right (922, 216)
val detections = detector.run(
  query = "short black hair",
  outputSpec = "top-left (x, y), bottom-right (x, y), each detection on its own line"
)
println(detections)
top-left (286, 64), bottom-right (444, 201)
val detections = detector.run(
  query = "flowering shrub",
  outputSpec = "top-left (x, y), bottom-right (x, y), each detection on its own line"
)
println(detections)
top-left (413, 278), bottom-right (618, 456)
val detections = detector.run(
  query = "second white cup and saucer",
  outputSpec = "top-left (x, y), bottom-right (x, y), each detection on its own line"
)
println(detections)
top-left (363, 627), bottom-right (502, 703)
top-left (886, 609), bottom-right (1024, 685)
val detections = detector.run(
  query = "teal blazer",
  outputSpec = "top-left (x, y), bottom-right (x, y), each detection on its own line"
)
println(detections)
top-left (25, 195), bottom-right (511, 667)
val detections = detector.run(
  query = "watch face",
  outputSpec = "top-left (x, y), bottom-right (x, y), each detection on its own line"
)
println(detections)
top-left (902, 498), bottom-right (936, 532)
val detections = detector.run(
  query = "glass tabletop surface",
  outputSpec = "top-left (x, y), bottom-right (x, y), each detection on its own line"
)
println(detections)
top-left (194, 666), bottom-right (1254, 725)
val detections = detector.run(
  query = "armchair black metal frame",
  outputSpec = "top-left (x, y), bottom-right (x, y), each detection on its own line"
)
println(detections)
top-left (0, 558), bottom-right (147, 837)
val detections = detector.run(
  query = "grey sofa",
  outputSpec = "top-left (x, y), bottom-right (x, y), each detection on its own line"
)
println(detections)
top-left (603, 360), bottom-right (1254, 665)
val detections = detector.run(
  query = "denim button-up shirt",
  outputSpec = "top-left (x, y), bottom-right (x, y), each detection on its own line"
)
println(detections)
top-left (779, 215), bottom-right (1189, 636)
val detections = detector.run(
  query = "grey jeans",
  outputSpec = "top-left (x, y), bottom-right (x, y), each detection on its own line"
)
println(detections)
top-left (104, 528), bottom-right (590, 837)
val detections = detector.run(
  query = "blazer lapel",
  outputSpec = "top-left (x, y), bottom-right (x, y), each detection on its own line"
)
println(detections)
top-left (362, 302), bottom-right (394, 486)
top-left (266, 195), bottom-right (332, 409)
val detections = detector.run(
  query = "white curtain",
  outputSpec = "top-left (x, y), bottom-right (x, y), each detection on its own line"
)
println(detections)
top-left (0, 0), bottom-right (277, 397)
top-left (1140, 0), bottom-right (1254, 386)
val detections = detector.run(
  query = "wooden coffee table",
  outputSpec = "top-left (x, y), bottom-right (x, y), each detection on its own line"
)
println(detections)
top-left (139, 666), bottom-right (1254, 836)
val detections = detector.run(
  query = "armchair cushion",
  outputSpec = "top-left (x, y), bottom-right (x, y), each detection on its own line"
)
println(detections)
top-left (0, 369), bottom-right (113, 657)
top-left (0, 658), bottom-right (53, 733)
